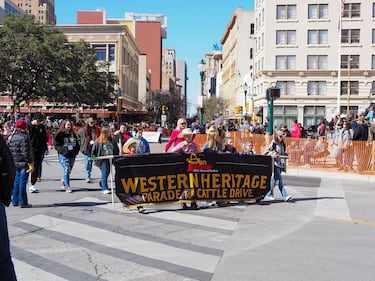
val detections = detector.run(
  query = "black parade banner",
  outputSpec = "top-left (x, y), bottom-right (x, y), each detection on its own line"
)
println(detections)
top-left (113, 152), bottom-right (273, 207)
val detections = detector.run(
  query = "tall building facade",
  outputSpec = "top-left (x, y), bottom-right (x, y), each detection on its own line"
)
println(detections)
top-left (124, 13), bottom-right (167, 92)
top-left (57, 24), bottom-right (143, 116)
top-left (0, 0), bottom-right (24, 23)
top-left (176, 60), bottom-right (187, 116)
top-left (13, 0), bottom-right (55, 24)
top-left (220, 7), bottom-right (255, 118)
top-left (252, 0), bottom-right (375, 128)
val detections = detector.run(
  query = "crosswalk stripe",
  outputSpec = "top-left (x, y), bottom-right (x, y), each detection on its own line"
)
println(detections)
top-left (146, 212), bottom-right (237, 231)
top-left (315, 178), bottom-right (351, 221)
top-left (13, 259), bottom-right (69, 281)
top-left (21, 214), bottom-right (221, 274)
top-left (78, 197), bottom-right (238, 231)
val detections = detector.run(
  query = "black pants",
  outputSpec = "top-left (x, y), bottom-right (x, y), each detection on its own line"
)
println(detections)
top-left (31, 149), bottom-right (44, 185)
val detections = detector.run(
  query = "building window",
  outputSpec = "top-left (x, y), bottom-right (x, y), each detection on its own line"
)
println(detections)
top-left (273, 106), bottom-right (297, 129)
top-left (341, 55), bottom-right (359, 69)
top-left (276, 81), bottom-right (295, 95)
top-left (109, 44), bottom-right (115, 61)
top-left (303, 106), bottom-right (325, 127)
top-left (276, 5), bottom-right (296, 20)
top-left (341, 81), bottom-right (359, 95)
top-left (372, 55), bottom-right (375, 69)
top-left (308, 30), bottom-right (328, 44)
top-left (92, 44), bottom-right (107, 61)
top-left (308, 4), bottom-right (328, 19)
top-left (276, 56), bottom-right (296, 70)
top-left (276, 30), bottom-right (296, 45)
top-left (307, 81), bottom-right (327, 95)
top-left (372, 29), bottom-right (375, 43)
top-left (307, 55), bottom-right (328, 69)
top-left (373, 3), bottom-right (375, 18)
top-left (341, 29), bottom-right (360, 44)
top-left (343, 3), bottom-right (361, 18)
top-left (250, 23), bottom-right (254, 35)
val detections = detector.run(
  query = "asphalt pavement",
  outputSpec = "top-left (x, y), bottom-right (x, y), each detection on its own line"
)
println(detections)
top-left (5, 140), bottom-right (375, 281)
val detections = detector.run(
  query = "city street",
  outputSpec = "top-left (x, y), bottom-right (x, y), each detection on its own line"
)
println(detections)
top-left (6, 141), bottom-right (375, 281)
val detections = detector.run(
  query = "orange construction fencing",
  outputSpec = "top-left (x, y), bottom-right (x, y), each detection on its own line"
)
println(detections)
top-left (193, 132), bottom-right (375, 175)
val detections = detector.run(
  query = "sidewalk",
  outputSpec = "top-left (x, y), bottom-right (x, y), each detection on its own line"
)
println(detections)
top-left (287, 166), bottom-right (375, 182)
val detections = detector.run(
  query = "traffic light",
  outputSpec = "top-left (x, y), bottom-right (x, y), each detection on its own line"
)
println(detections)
top-left (162, 105), bottom-right (166, 114)
top-left (235, 106), bottom-right (240, 114)
top-left (268, 87), bottom-right (280, 99)
top-left (245, 102), bottom-right (249, 113)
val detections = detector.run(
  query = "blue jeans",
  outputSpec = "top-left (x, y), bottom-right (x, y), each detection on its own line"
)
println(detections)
top-left (266, 166), bottom-right (288, 200)
top-left (0, 202), bottom-right (17, 281)
top-left (58, 154), bottom-right (76, 187)
top-left (100, 159), bottom-right (110, 191)
top-left (83, 149), bottom-right (93, 180)
top-left (12, 167), bottom-right (29, 206)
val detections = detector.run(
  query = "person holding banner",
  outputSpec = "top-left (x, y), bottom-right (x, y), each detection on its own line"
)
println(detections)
top-left (92, 127), bottom-right (119, 194)
top-left (170, 128), bottom-right (199, 210)
top-left (265, 131), bottom-right (292, 202)
top-left (170, 128), bottom-right (198, 153)
top-left (133, 128), bottom-right (150, 155)
top-left (131, 128), bottom-right (150, 213)
top-left (202, 126), bottom-right (223, 152)
top-left (122, 138), bottom-right (139, 155)
top-left (164, 118), bottom-right (187, 152)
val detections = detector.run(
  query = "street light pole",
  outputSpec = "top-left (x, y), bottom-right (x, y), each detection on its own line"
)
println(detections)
top-left (198, 59), bottom-right (206, 127)
top-left (116, 87), bottom-right (122, 127)
top-left (346, 55), bottom-right (352, 115)
top-left (242, 82), bottom-right (248, 122)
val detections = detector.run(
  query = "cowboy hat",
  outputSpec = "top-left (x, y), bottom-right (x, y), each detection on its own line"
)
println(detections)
top-left (178, 128), bottom-right (194, 138)
top-left (206, 126), bottom-right (217, 135)
top-left (123, 138), bottom-right (140, 153)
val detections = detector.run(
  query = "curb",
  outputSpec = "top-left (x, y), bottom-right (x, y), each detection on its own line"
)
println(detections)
top-left (287, 167), bottom-right (375, 182)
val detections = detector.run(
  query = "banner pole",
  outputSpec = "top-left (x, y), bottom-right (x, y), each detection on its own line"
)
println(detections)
top-left (110, 157), bottom-right (115, 207)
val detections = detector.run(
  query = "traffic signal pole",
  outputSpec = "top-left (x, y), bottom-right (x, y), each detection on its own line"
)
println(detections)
top-left (267, 95), bottom-right (274, 135)
top-left (266, 87), bottom-right (280, 135)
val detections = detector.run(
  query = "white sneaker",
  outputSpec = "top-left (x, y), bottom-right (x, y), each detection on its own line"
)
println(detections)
top-left (61, 179), bottom-right (65, 189)
top-left (265, 195), bottom-right (275, 200)
top-left (102, 189), bottom-right (111, 194)
top-left (29, 186), bottom-right (39, 193)
top-left (284, 195), bottom-right (292, 202)
top-left (86, 179), bottom-right (92, 183)
top-left (65, 187), bottom-right (72, 193)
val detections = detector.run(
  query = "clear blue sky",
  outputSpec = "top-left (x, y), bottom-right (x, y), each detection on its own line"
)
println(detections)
top-left (55, 0), bottom-right (254, 117)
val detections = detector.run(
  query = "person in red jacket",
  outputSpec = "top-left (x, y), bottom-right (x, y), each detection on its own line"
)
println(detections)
top-left (290, 119), bottom-right (302, 138)
top-left (164, 118), bottom-right (187, 152)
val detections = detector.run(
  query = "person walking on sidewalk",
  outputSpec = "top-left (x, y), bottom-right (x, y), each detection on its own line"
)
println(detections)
top-left (7, 119), bottom-right (34, 208)
top-left (28, 112), bottom-right (48, 193)
top-left (92, 127), bottom-right (119, 194)
top-left (54, 120), bottom-right (80, 193)
top-left (0, 135), bottom-right (17, 281)
top-left (77, 117), bottom-right (99, 183)
top-left (265, 130), bottom-right (292, 202)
